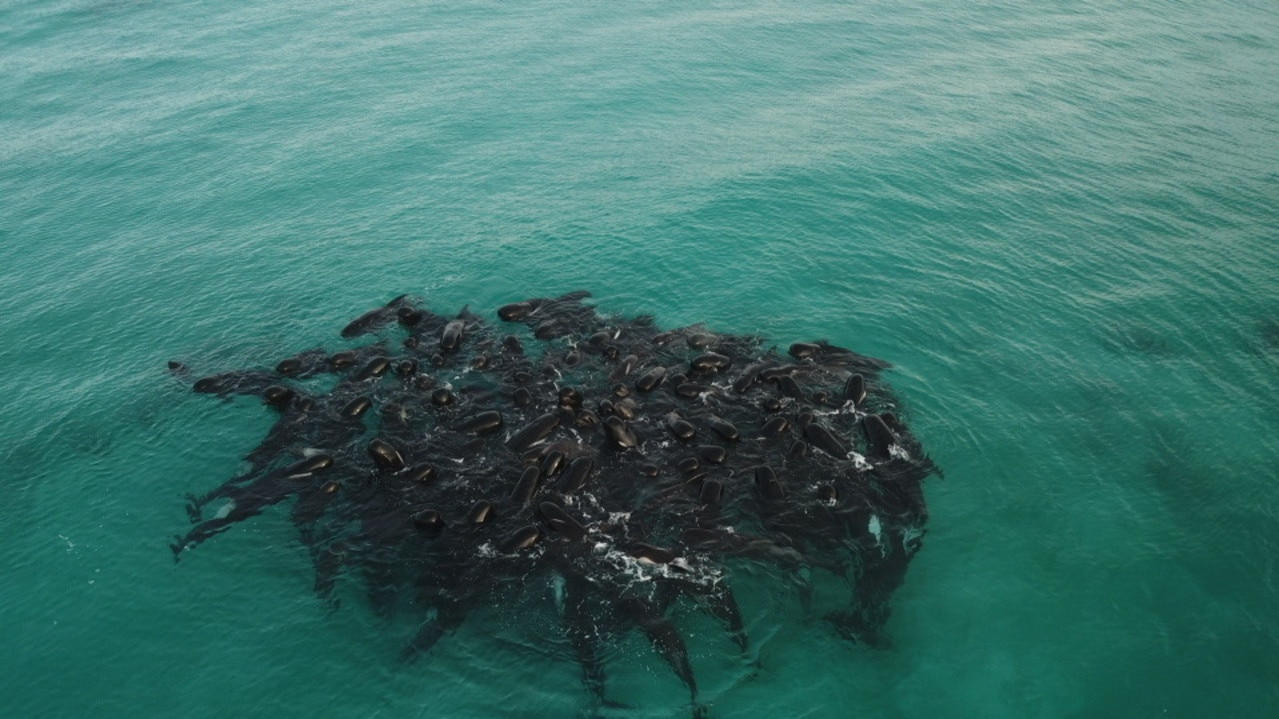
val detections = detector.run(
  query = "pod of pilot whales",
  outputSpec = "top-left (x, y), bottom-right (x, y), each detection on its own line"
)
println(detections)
top-left (172, 291), bottom-right (938, 717)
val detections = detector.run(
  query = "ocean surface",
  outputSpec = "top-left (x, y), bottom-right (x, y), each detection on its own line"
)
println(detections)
top-left (2, 1), bottom-right (1277, 717)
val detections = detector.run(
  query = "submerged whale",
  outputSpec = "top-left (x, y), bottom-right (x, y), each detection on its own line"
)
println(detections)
top-left (172, 290), bottom-right (938, 717)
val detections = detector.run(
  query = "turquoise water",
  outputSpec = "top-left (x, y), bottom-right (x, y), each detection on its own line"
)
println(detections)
top-left (3, 1), bottom-right (1278, 716)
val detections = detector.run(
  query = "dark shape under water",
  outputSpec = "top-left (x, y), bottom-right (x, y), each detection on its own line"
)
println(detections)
top-left (172, 291), bottom-right (938, 717)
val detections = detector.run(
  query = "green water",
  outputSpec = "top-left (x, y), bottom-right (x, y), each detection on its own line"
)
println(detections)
top-left (2, 1), bottom-right (1277, 717)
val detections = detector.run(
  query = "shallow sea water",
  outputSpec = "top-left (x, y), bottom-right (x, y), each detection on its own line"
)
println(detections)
top-left (2, 1), bottom-right (1278, 717)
